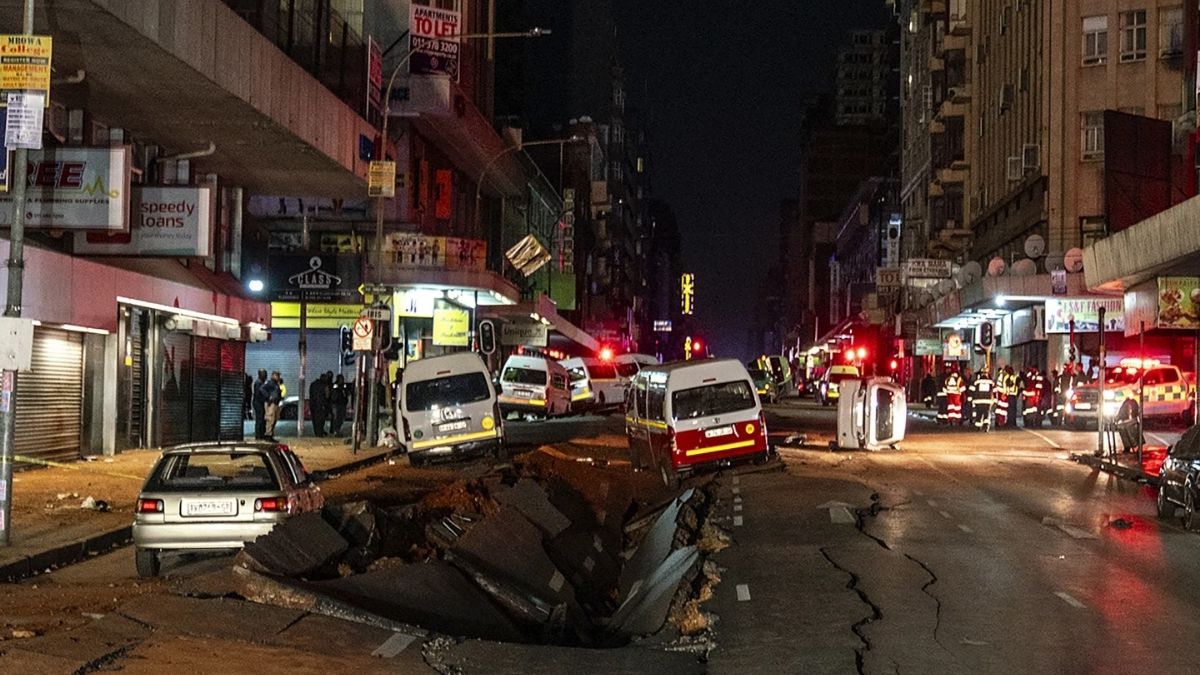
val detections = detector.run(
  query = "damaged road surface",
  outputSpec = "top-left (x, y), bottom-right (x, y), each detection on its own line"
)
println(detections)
top-left (232, 449), bottom-right (721, 670)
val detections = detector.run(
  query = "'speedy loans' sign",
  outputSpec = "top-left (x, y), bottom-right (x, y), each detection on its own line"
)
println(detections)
top-left (74, 186), bottom-right (213, 256)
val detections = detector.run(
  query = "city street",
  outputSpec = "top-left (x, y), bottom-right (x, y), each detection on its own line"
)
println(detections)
top-left (2, 400), bottom-right (1198, 673)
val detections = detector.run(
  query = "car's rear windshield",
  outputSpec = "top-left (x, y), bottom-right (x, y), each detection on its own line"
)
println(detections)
top-left (502, 367), bottom-right (547, 386)
top-left (1106, 368), bottom-right (1141, 385)
top-left (672, 380), bottom-right (757, 420)
top-left (567, 366), bottom-right (589, 383)
top-left (748, 369), bottom-right (769, 380)
top-left (146, 452), bottom-right (279, 492)
top-left (406, 372), bottom-right (491, 412)
top-left (589, 363), bottom-right (618, 379)
top-left (616, 362), bottom-right (641, 377)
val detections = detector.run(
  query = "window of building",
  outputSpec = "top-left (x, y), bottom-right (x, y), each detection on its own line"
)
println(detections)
top-left (1082, 16), bottom-right (1108, 65)
top-left (1120, 10), bottom-right (1147, 61)
top-left (1082, 112), bottom-right (1105, 160)
top-left (1160, 7), bottom-right (1184, 57)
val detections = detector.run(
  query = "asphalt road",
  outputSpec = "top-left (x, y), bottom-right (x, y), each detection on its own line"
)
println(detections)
top-left (5, 402), bottom-right (1198, 673)
top-left (705, 400), bottom-right (1200, 674)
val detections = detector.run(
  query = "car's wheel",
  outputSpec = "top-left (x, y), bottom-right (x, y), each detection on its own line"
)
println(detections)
top-left (408, 452), bottom-right (427, 467)
top-left (660, 463), bottom-right (680, 490)
top-left (135, 548), bottom-right (160, 578)
top-left (492, 440), bottom-right (508, 460)
top-left (1181, 401), bottom-right (1196, 427)
top-left (1185, 484), bottom-right (1199, 531)
top-left (1156, 483), bottom-right (1174, 519)
top-left (1072, 419), bottom-right (1087, 431)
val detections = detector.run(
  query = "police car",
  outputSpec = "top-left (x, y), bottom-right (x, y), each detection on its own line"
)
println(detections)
top-left (1066, 359), bottom-right (1196, 429)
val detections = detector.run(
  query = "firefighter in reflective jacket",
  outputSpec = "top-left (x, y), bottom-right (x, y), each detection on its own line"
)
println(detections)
top-left (944, 368), bottom-right (965, 425)
top-left (1022, 366), bottom-right (1044, 428)
top-left (969, 370), bottom-right (995, 431)
top-left (995, 366), bottom-right (1016, 427)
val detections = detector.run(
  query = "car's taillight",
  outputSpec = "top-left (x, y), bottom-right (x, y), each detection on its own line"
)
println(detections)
top-left (255, 497), bottom-right (285, 512)
top-left (759, 412), bottom-right (768, 438)
top-left (136, 498), bottom-right (163, 514)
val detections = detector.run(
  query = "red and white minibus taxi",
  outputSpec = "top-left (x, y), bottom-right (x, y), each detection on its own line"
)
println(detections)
top-left (625, 359), bottom-right (769, 484)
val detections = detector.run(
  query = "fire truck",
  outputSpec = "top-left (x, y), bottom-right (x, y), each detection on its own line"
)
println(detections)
top-left (1065, 359), bottom-right (1196, 429)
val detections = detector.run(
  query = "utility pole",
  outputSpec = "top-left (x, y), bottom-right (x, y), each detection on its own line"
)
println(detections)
top-left (0, 0), bottom-right (38, 547)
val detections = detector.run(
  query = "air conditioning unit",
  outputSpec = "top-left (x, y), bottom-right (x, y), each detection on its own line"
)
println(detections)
top-left (1022, 144), bottom-right (1041, 171)
top-left (1006, 156), bottom-right (1023, 182)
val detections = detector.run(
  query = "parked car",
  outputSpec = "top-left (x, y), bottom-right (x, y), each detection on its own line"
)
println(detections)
top-left (132, 441), bottom-right (325, 577)
top-left (1158, 424), bottom-right (1200, 529)
top-left (399, 352), bottom-right (504, 466)
top-left (748, 367), bottom-right (779, 404)
top-left (560, 356), bottom-right (624, 412)
top-left (625, 358), bottom-right (769, 486)
top-left (497, 355), bottom-right (572, 419)
top-left (819, 365), bottom-right (861, 406)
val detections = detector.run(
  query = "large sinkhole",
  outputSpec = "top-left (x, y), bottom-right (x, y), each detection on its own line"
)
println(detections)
top-left (231, 452), bottom-right (718, 647)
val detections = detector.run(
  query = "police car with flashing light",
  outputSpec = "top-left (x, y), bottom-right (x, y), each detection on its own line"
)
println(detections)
top-left (1065, 359), bottom-right (1196, 429)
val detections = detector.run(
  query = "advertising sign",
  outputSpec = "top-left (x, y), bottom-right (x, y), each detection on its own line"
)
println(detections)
top-left (915, 337), bottom-right (941, 356)
top-left (383, 234), bottom-right (486, 271)
top-left (74, 186), bottom-right (213, 256)
top-left (0, 146), bottom-right (130, 230)
top-left (943, 331), bottom-right (968, 360)
top-left (1045, 297), bottom-right (1124, 333)
top-left (409, 5), bottom-right (460, 80)
top-left (393, 289), bottom-right (437, 318)
top-left (505, 234), bottom-right (551, 277)
top-left (434, 168), bottom-right (453, 219)
top-left (268, 254), bottom-right (363, 302)
top-left (1155, 277), bottom-right (1200, 329)
top-left (876, 267), bottom-right (902, 292)
top-left (432, 302), bottom-right (470, 347)
top-left (903, 258), bottom-right (953, 279)
top-left (653, 320), bottom-right (673, 333)
top-left (368, 160), bottom-right (395, 198)
top-left (271, 302), bottom-right (362, 329)
top-left (501, 321), bottom-right (548, 347)
top-left (366, 36), bottom-right (383, 118)
top-left (681, 272), bottom-right (695, 315)
top-left (0, 35), bottom-right (51, 103)
top-left (4, 91), bottom-right (42, 149)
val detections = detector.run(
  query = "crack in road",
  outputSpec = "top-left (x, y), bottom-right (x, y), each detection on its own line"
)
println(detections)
top-left (819, 546), bottom-right (881, 675)
top-left (903, 551), bottom-right (949, 653)
top-left (74, 644), bottom-right (137, 674)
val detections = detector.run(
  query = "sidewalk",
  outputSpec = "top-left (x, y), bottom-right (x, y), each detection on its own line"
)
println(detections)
top-left (1071, 444), bottom-right (1168, 485)
top-left (0, 438), bottom-right (398, 581)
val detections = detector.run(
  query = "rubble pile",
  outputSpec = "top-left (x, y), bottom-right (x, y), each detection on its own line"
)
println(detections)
top-left (232, 456), bottom-right (719, 646)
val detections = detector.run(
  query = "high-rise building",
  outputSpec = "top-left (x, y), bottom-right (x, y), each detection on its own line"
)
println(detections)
top-left (836, 29), bottom-right (894, 126)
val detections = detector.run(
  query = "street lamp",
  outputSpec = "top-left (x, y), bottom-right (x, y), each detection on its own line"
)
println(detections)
top-left (373, 28), bottom-right (550, 278)
top-left (473, 135), bottom-right (585, 233)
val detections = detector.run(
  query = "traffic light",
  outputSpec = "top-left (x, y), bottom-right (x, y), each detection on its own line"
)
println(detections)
top-left (1068, 343), bottom-right (1077, 363)
top-left (979, 321), bottom-right (994, 348)
top-left (478, 320), bottom-right (497, 355)
top-left (340, 325), bottom-right (352, 352)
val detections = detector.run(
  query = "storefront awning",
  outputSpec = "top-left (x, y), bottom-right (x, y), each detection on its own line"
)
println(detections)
top-left (924, 272), bottom-right (1094, 329)
top-left (1084, 195), bottom-right (1200, 293)
top-left (480, 294), bottom-right (599, 353)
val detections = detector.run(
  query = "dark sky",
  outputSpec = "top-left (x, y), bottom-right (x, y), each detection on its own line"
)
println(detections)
top-left (615, 1), bottom-right (889, 362)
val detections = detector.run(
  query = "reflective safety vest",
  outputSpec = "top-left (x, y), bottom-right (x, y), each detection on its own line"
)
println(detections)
top-left (971, 377), bottom-right (995, 404)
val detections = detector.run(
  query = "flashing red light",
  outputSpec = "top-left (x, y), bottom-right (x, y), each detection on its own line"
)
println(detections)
top-left (693, 339), bottom-right (703, 351)
top-left (845, 351), bottom-right (855, 363)
top-left (856, 346), bottom-right (867, 360)
top-left (889, 359), bottom-right (899, 371)
top-left (599, 346), bottom-right (615, 361)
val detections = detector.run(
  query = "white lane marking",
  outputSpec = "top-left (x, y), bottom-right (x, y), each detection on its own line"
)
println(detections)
top-left (927, 499), bottom-right (939, 508)
top-left (957, 524), bottom-right (973, 533)
top-left (1055, 591), bottom-right (1086, 609)
top-left (938, 510), bottom-right (952, 520)
top-left (372, 632), bottom-right (418, 658)
top-left (733, 495), bottom-right (743, 504)
top-left (734, 503), bottom-right (743, 512)
top-left (829, 506), bottom-right (857, 524)
top-left (736, 584), bottom-right (751, 601)
top-left (732, 476), bottom-right (740, 485)
top-left (1022, 427), bottom-right (1061, 449)
top-left (732, 486), bottom-right (741, 495)
top-left (549, 570), bottom-right (565, 592)
top-left (733, 515), bottom-right (744, 527)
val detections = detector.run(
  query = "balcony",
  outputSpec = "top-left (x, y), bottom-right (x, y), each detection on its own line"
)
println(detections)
top-left (948, 83), bottom-right (971, 103)
top-left (949, 13), bottom-right (971, 36)
top-left (938, 99), bottom-right (967, 119)
top-left (923, 0), bottom-right (947, 14)
top-left (929, 56), bottom-right (945, 72)
top-left (941, 33), bottom-right (968, 54)
top-left (937, 167), bottom-right (967, 185)
top-left (929, 119), bottom-right (947, 135)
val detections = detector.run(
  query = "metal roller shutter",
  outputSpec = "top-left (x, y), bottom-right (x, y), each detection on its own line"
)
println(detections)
top-left (159, 330), bottom-right (193, 447)
top-left (219, 342), bottom-right (247, 441)
top-left (191, 337), bottom-right (221, 443)
top-left (14, 327), bottom-right (84, 463)
top-left (246, 329), bottom-right (343, 398)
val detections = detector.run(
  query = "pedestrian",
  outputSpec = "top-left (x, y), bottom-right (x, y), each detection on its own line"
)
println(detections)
top-left (935, 369), bottom-right (949, 424)
top-left (264, 370), bottom-right (283, 440)
top-left (330, 373), bottom-right (349, 436)
top-left (995, 365), bottom-right (1014, 427)
top-left (251, 369), bottom-right (269, 439)
top-left (309, 372), bottom-right (331, 437)
top-left (944, 366), bottom-right (964, 425)
top-left (970, 369), bottom-right (995, 432)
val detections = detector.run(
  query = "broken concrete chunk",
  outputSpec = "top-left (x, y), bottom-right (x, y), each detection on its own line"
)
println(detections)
top-left (494, 479), bottom-right (572, 537)
top-left (618, 491), bottom-right (691, 599)
top-left (609, 546), bottom-right (700, 637)
top-left (323, 501), bottom-right (380, 548)
top-left (239, 512), bottom-right (349, 578)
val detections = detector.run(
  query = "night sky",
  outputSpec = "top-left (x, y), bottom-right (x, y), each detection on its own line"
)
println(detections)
top-left (616, 1), bottom-right (889, 362)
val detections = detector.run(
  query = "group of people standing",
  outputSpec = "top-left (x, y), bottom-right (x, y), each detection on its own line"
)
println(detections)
top-left (922, 363), bottom-right (1087, 432)
top-left (248, 369), bottom-right (351, 440)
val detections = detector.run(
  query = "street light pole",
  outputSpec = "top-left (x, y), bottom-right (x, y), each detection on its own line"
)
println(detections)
top-left (474, 136), bottom-right (582, 233)
top-left (0, 0), bottom-right (37, 548)
top-left (360, 28), bottom-right (548, 449)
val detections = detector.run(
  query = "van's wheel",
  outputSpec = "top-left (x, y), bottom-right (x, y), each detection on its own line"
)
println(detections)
top-left (408, 452), bottom-right (427, 467)
top-left (660, 464), bottom-right (680, 491)
top-left (1181, 401), bottom-right (1196, 427)
top-left (135, 548), bottom-right (160, 578)
top-left (492, 440), bottom-right (508, 460)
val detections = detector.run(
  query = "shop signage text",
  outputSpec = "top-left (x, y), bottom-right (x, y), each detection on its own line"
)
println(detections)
top-left (432, 302), bottom-right (470, 347)
top-left (903, 258), bottom-right (952, 279)
top-left (74, 186), bottom-right (213, 256)
top-left (1044, 297), bottom-right (1124, 333)
top-left (0, 146), bottom-right (130, 230)
top-left (0, 35), bottom-right (52, 102)
top-left (409, 5), bottom-right (460, 80)
top-left (501, 322), bottom-right (548, 347)
top-left (268, 254), bottom-right (362, 302)
top-left (681, 272), bottom-right (695, 315)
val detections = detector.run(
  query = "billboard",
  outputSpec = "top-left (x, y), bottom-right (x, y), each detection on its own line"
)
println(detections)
top-left (432, 301), bottom-right (470, 347)
top-left (409, 5), bottom-right (460, 80)
top-left (268, 254), bottom-right (362, 303)
top-left (1045, 297), bottom-right (1124, 333)
top-left (74, 186), bottom-right (213, 256)
top-left (383, 234), bottom-right (486, 271)
top-left (0, 146), bottom-right (131, 231)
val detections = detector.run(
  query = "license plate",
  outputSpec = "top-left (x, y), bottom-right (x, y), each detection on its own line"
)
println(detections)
top-left (1075, 402), bottom-right (1092, 410)
top-left (704, 425), bottom-right (734, 439)
top-left (513, 390), bottom-right (533, 398)
top-left (183, 499), bottom-right (236, 517)
top-left (438, 420), bottom-right (468, 432)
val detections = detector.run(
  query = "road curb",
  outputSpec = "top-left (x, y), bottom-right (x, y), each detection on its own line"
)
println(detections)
top-left (0, 446), bottom-right (402, 583)
top-left (1071, 452), bottom-right (1158, 487)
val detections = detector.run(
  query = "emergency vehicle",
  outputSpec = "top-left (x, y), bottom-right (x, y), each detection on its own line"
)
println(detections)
top-left (1065, 359), bottom-right (1196, 429)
